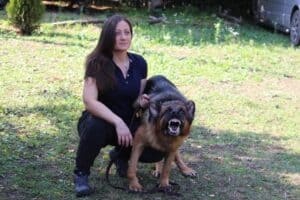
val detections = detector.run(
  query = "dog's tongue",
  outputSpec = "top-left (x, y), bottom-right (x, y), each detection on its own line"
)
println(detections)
top-left (170, 123), bottom-right (179, 131)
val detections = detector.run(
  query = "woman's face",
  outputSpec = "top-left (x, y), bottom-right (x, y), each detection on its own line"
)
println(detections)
top-left (114, 20), bottom-right (132, 52)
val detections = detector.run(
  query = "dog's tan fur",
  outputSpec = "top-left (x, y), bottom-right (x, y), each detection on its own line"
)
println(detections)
top-left (127, 100), bottom-right (195, 191)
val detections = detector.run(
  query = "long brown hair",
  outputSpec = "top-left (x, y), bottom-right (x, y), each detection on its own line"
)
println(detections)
top-left (84, 15), bottom-right (133, 93)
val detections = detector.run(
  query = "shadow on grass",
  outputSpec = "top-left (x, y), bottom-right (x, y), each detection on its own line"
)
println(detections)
top-left (0, 27), bottom-right (94, 48)
top-left (0, 89), bottom-right (80, 198)
top-left (41, 4), bottom-right (296, 50)
top-left (0, 95), bottom-right (299, 199)
top-left (136, 18), bottom-right (291, 48)
top-left (178, 126), bottom-right (300, 199)
top-left (1, 7), bottom-right (292, 49)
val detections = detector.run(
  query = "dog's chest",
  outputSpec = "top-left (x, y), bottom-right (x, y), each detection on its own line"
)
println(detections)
top-left (144, 127), bottom-right (184, 152)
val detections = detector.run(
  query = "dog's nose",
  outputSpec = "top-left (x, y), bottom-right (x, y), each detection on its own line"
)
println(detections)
top-left (171, 110), bottom-right (178, 116)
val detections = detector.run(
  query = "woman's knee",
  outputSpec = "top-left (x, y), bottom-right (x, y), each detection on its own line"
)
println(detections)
top-left (80, 116), bottom-right (114, 144)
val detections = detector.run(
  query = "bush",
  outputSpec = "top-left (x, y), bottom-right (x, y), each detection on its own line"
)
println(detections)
top-left (6, 0), bottom-right (45, 35)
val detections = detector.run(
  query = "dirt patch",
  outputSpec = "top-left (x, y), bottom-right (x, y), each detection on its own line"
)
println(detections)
top-left (284, 173), bottom-right (300, 186)
top-left (198, 77), bottom-right (300, 101)
top-left (236, 77), bottom-right (300, 100)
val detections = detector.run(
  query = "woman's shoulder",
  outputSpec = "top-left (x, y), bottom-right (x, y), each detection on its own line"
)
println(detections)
top-left (128, 52), bottom-right (146, 65)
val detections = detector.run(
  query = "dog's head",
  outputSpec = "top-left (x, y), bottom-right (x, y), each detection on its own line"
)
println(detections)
top-left (149, 100), bottom-right (195, 136)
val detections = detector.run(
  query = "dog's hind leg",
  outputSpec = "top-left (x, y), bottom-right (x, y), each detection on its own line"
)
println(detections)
top-left (175, 151), bottom-right (197, 177)
top-left (152, 160), bottom-right (163, 177)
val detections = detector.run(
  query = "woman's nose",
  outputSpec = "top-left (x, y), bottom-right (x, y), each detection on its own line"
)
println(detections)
top-left (120, 32), bottom-right (126, 39)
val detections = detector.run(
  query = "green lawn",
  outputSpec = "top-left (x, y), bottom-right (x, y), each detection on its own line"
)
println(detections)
top-left (0, 7), bottom-right (299, 200)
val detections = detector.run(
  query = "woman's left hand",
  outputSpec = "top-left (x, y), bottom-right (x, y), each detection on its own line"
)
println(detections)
top-left (139, 94), bottom-right (150, 108)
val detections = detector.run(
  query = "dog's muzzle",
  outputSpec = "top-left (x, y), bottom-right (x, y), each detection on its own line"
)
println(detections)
top-left (166, 119), bottom-right (181, 136)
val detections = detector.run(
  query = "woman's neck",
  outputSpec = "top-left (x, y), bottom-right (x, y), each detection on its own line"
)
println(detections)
top-left (112, 51), bottom-right (128, 63)
top-left (112, 51), bottom-right (130, 78)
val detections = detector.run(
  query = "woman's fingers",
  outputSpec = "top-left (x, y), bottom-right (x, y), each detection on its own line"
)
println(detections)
top-left (115, 121), bottom-right (132, 147)
top-left (126, 134), bottom-right (132, 147)
top-left (139, 94), bottom-right (150, 108)
top-left (118, 134), bottom-right (132, 147)
top-left (142, 94), bottom-right (150, 100)
top-left (118, 135), bottom-right (122, 146)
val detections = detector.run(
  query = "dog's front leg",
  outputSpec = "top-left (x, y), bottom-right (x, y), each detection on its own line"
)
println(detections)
top-left (159, 151), bottom-right (176, 188)
top-left (127, 132), bottom-right (144, 191)
top-left (175, 151), bottom-right (197, 177)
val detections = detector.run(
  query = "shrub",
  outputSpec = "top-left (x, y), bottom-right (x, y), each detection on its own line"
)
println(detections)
top-left (6, 0), bottom-right (45, 35)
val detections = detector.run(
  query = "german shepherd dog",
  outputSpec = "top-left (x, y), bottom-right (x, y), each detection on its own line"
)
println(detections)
top-left (128, 75), bottom-right (196, 191)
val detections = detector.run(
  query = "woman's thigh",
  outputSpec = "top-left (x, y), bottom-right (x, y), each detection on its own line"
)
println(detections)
top-left (79, 113), bottom-right (118, 147)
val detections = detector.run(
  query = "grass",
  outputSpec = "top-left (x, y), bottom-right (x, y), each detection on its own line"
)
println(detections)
top-left (0, 6), bottom-right (299, 200)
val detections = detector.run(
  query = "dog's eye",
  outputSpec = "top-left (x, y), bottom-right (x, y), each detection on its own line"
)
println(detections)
top-left (160, 106), bottom-right (171, 116)
top-left (162, 107), bottom-right (172, 115)
top-left (167, 107), bottom-right (173, 112)
top-left (178, 109), bottom-right (185, 115)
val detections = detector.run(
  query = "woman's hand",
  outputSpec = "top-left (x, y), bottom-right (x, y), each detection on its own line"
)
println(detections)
top-left (139, 94), bottom-right (150, 108)
top-left (115, 120), bottom-right (132, 147)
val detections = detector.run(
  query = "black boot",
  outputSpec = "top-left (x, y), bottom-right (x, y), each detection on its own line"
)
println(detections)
top-left (74, 172), bottom-right (93, 197)
top-left (109, 149), bottom-right (128, 178)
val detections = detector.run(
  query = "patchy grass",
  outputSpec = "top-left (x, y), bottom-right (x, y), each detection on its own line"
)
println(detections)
top-left (0, 7), bottom-right (299, 200)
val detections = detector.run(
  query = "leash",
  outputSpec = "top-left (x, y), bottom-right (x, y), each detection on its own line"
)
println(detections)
top-left (105, 108), bottom-right (183, 197)
top-left (104, 107), bottom-right (138, 191)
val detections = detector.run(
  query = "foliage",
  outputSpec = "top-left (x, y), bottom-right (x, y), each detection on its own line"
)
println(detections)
top-left (6, 0), bottom-right (45, 35)
top-left (0, 7), bottom-right (299, 200)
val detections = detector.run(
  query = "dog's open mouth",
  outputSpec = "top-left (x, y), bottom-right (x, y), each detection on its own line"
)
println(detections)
top-left (167, 119), bottom-right (181, 136)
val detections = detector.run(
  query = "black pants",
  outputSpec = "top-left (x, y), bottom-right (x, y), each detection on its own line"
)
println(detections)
top-left (74, 111), bottom-right (165, 175)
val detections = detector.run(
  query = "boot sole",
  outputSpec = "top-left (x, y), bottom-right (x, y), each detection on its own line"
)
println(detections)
top-left (76, 188), bottom-right (93, 197)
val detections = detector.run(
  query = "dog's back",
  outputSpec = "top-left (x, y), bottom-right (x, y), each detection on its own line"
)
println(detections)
top-left (144, 75), bottom-right (187, 104)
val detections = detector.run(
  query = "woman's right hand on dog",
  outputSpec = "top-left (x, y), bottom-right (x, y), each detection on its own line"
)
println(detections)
top-left (115, 121), bottom-right (132, 147)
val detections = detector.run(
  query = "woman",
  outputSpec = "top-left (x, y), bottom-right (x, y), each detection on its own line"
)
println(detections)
top-left (74, 14), bottom-right (164, 197)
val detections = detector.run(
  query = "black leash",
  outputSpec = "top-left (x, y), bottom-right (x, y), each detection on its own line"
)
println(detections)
top-left (105, 149), bottom-right (128, 191)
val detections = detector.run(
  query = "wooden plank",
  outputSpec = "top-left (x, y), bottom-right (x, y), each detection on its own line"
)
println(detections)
top-left (51, 19), bottom-right (105, 26)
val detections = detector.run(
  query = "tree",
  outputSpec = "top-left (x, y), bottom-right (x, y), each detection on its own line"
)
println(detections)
top-left (6, 0), bottom-right (45, 35)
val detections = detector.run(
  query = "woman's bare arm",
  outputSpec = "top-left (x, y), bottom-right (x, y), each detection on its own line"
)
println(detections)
top-left (83, 77), bottom-right (132, 146)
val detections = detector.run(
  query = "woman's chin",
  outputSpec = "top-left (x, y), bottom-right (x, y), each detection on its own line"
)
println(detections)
top-left (114, 48), bottom-right (129, 52)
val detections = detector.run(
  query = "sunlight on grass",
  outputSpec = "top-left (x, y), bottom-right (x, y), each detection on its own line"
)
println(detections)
top-left (0, 8), bottom-right (299, 200)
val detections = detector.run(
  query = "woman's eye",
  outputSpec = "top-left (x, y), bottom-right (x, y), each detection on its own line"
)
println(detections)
top-left (116, 30), bottom-right (130, 37)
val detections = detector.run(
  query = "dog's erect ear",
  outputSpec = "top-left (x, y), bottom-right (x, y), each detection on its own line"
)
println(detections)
top-left (186, 100), bottom-right (195, 123)
top-left (149, 102), bottom-right (160, 121)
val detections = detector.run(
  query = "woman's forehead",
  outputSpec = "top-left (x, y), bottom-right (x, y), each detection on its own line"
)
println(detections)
top-left (116, 20), bottom-right (130, 29)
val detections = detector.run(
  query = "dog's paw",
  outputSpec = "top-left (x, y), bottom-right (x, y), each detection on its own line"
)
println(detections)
top-left (151, 170), bottom-right (161, 178)
top-left (180, 167), bottom-right (197, 177)
top-left (158, 184), bottom-right (173, 192)
top-left (129, 181), bottom-right (143, 192)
